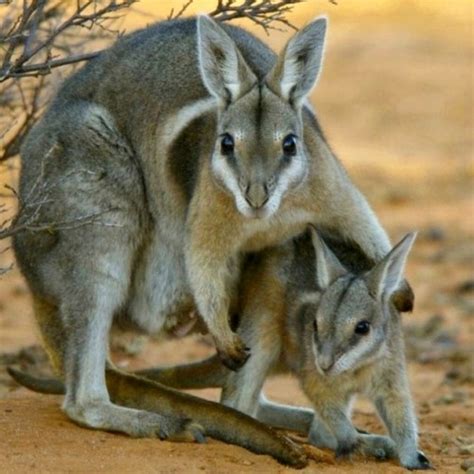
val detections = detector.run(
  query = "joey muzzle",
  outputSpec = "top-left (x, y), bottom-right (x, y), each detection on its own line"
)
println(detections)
top-left (317, 343), bottom-right (336, 373)
top-left (318, 357), bottom-right (335, 373)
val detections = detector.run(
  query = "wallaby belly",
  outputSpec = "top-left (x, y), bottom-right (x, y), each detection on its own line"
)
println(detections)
top-left (126, 224), bottom-right (195, 335)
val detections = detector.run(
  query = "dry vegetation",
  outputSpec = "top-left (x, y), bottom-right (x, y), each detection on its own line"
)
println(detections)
top-left (0, 1), bottom-right (472, 473)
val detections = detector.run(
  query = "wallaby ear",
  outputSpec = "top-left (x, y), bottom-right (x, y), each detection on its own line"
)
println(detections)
top-left (310, 226), bottom-right (346, 290)
top-left (266, 17), bottom-right (327, 107)
top-left (197, 15), bottom-right (257, 104)
top-left (366, 233), bottom-right (417, 301)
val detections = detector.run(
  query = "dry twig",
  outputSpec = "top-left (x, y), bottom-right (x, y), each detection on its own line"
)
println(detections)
top-left (169, 0), bottom-right (309, 32)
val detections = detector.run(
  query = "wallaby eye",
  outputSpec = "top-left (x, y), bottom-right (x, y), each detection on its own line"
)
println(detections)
top-left (354, 320), bottom-right (370, 335)
top-left (220, 133), bottom-right (234, 156)
top-left (282, 134), bottom-right (297, 156)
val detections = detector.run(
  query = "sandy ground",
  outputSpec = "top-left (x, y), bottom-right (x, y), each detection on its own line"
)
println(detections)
top-left (0, 1), bottom-right (473, 473)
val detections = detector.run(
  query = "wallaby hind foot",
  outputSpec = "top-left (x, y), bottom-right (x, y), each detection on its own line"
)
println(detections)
top-left (64, 397), bottom-right (203, 442)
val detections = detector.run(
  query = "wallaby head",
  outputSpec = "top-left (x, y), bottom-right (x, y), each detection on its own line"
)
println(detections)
top-left (197, 16), bottom-right (327, 218)
top-left (305, 228), bottom-right (416, 376)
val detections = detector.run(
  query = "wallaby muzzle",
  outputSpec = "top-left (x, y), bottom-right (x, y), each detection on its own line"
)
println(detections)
top-left (245, 181), bottom-right (269, 209)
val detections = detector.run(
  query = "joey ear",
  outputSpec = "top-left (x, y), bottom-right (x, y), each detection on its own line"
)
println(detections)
top-left (310, 226), bottom-right (346, 290)
top-left (197, 15), bottom-right (257, 104)
top-left (367, 233), bottom-right (417, 301)
top-left (266, 17), bottom-right (327, 107)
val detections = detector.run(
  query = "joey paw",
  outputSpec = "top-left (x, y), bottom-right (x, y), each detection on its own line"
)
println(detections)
top-left (216, 335), bottom-right (250, 371)
top-left (402, 451), bottom-right (433, 470)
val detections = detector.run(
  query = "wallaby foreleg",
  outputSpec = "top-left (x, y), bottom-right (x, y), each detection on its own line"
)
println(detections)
top-left (375, 388), bottom-right (431, 469)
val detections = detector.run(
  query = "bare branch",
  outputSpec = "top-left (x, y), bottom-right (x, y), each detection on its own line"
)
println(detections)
top-left (169, 0), bottom-right (314, 33)
top-left (0, 1), bottom-right (138, 83)
top-left (168, 0), bottom-right (194, 20)
top-left (3, 50), bottom-right (101, 79)
top-left (0, 0), bottom-right (139, 166)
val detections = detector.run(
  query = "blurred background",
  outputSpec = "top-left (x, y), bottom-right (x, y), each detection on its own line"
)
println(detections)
top-left (0, 1), bottom-right (472, 472)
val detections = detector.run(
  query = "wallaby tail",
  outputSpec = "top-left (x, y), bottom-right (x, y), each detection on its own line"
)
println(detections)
top-left (104, 367), bottom-right (307, 468)
top-left (136, 354), bottom-right (226, 388)
top-left (7, 367), bottom-right (64, 394)
top-left (8, 354), bottom-right (226, 395)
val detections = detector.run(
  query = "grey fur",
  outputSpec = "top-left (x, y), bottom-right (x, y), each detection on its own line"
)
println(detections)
top-left (13, 16), bottom-right (394, 447)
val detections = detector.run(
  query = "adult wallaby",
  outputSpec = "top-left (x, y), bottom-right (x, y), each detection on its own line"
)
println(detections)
top-left (12, 13), bottom-right (406, 462)
top-left (11, 229), bottom-right (430, 469)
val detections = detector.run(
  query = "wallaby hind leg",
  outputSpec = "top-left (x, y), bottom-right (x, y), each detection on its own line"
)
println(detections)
top-left (257, 393), bottom-right (314, 434)
top-left (59, 274), bottom-right (200, 441)
top-left (220, 336), bottom-right (277, 417)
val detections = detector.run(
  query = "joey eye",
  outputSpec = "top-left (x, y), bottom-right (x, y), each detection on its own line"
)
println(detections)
top-left (220, 133), bottom-right (234, 156)
top-left (282, 134), bottom-right (297, 157)
top-left (354, 320), bottom-right (370, 335)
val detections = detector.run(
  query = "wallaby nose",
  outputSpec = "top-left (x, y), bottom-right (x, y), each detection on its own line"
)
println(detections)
top-left (245, 182), bottom-right (269, 209)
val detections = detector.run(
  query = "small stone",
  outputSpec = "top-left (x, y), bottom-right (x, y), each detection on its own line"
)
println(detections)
top-left (457, 280), bottom-right (474, 294)
top-left (421, 226), bottom-right (446, 242)
top-left (419, 401), bottom-right (431, 414)
top-left (435, 394), bottom-right (454, 405)
top-left (459, 445), bottom-right (474, 455)
top-left (461, 460), bottom-right (474, 471)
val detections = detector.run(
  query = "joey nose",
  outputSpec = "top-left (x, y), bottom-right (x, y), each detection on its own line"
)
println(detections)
top-left (319, 358), bottom-right (334, 373)
top-left (318, 348), bottom-right (335, 373)
top-left (245, 182), bottom-right (269, 209)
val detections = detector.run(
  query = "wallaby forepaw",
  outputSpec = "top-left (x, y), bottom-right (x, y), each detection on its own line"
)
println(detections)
top-left (401, 451), bottom-right (433, 470)
top-left (215, 334), bottom-right (250, 371)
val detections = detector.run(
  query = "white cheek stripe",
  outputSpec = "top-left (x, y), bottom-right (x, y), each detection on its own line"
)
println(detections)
top-left (161, 97), bottom-right (217, 148)
top-left (331, 335), bottom-right (382, 375)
